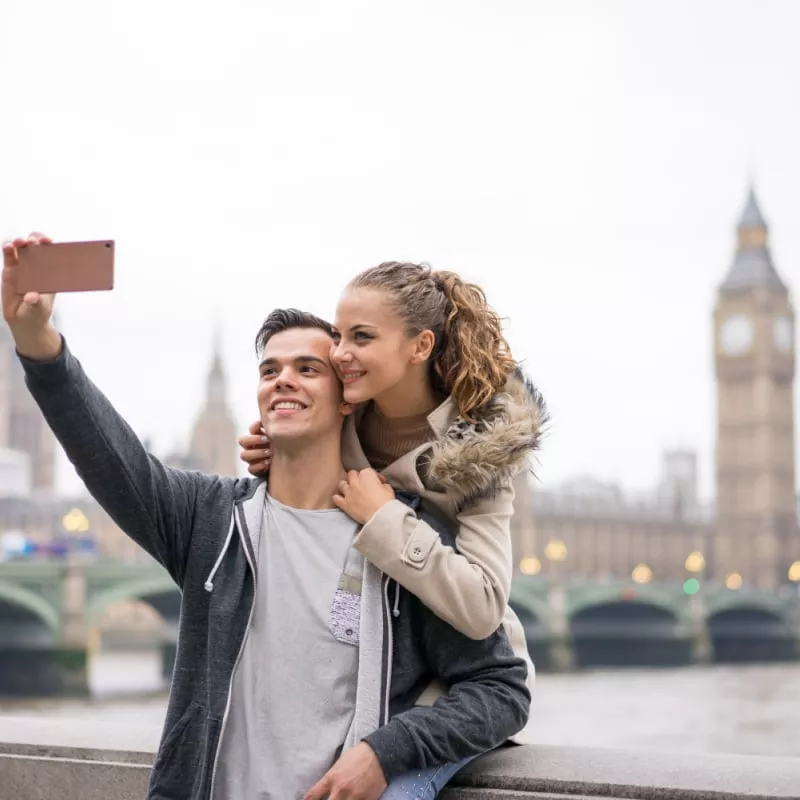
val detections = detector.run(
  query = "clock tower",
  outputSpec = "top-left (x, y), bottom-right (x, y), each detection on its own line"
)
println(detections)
top-left (714, 186), bottom-right (798, 589)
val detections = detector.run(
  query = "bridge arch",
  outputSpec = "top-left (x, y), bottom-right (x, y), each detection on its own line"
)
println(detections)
top-left (86, 574), bottom-right (180, 625)
top-left (568, 583), bottom-right (692, 668)
top-left (705, 593), bottom-right (796, 663)
top-left (704, 591), bottom-right (791, 621)
top-left (567, 583), bottom-right (691, 627)
top-left (0, 580), bottom-right (60, 634)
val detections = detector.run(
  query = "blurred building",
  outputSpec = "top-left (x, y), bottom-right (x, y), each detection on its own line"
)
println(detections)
top-left (0, 322), bottom-right (56, 493)
top-left (164, 331), bottom-right (239, 477)
top-left (0, 448), bottom-right (32, 498)
top-left (521, 450), bottom-right (713, 585)
top-left (0, 327), bottom-right (238, 563)
top-left (514, 186), bottom-right (800, 591)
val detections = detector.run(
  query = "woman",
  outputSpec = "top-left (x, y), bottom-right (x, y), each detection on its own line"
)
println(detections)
top-left (240, 261), bottom-right (547, 796)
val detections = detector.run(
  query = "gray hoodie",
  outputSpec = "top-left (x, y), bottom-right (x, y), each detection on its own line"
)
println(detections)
top-left (19, 340), bottom-right (530, 799)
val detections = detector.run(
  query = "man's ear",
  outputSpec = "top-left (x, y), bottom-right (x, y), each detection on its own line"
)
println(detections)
top-left (410, 329), bottom-right (436, 364)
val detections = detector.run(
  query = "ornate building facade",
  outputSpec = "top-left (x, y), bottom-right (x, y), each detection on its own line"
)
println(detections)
top-left (518, 452), bottom-right (713, 585)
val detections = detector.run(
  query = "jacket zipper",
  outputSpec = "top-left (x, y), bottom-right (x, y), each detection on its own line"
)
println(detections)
top-left (381, 576), bottom-right (394, 726)
top-left (208, 505), bottom-right (258, 798)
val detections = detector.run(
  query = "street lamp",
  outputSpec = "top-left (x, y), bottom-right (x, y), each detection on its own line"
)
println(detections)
top-left (632, 564), bottom-right (653, 584)
top-left (684, 551), bottom-right (705, 573)
top-left (725, 572), bottom-right (743, 591)
top-left (789, 561), bottom-right (800, 583)
top-left (62, 508), bottom-right (90, 534)
top-left (544, 539), bottom-right (568, 563)
top-left (519, 556), bottom-right (542, 576)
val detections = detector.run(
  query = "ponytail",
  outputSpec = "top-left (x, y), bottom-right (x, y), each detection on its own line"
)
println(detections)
top-left (431, 270), bottom-right (516, 420)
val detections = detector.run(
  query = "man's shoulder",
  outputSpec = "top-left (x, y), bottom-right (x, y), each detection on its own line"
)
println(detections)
top-left (189, 475), bottom-right (261, 523)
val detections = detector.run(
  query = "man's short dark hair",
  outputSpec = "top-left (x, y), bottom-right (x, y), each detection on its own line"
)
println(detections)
top-left (254, 308), bottom-right (334, 355)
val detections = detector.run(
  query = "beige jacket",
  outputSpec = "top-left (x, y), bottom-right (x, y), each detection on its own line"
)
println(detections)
top-left (341, 370), bottom-right (548, 745)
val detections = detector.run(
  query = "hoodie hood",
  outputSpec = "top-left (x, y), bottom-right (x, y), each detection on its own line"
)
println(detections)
top-left (425, 369), bottom-right (548, 509)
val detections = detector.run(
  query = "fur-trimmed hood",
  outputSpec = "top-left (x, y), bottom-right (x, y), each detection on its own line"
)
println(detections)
top-left (424, 369), bottom-right (549, 509)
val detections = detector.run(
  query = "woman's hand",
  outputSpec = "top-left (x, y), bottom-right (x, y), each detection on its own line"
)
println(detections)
top-left (238, 420), bottom-right (271, 477)
top-left (333, 469), bottom-right (394, 524)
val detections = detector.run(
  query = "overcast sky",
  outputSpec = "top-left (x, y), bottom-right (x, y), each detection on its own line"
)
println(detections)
top-left (2, 0), bottom-right (800, 500)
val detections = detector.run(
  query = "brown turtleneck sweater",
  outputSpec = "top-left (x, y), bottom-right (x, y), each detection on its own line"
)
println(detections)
top-left (357, 402), bottom-right (434, 471)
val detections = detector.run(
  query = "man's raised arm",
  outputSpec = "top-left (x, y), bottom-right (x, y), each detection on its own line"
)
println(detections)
top-left (2, 235), bottom-right (217, 586)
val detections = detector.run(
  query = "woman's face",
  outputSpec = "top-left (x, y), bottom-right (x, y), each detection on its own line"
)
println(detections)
top-left (331, 287), bottom-right (429, 406)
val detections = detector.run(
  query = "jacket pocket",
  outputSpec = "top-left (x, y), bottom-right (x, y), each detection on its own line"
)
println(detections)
top-left (149, 702), bottom-right (206, 798)
top-left (329, 587), bottom-right (361, 646)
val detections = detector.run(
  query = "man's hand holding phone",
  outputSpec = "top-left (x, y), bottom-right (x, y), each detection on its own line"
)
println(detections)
top-left (1, 234), bottom-right (62, 361)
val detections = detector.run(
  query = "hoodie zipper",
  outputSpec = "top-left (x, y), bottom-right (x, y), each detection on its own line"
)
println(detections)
top-left (381, 576), bottom-right (395, 726)
top-left (208, 504), bottom-right (258, 798)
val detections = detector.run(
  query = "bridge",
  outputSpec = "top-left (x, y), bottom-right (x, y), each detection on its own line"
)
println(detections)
top-left (0, 559), bottom-right (179, 696)
top-left (511, 577), bottom-right (800, 670)
top-left (0, 559), bottom-right (798, 695)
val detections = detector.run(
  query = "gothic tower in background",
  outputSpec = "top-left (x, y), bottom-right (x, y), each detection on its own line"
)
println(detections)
top-left (713, 186), bottom-right (799, 589)
top-left (188, 331), bottom-right (238, 477)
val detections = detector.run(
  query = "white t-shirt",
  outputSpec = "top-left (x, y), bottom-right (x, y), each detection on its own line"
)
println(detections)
top-left (214, 494), bottom-right (360, 799)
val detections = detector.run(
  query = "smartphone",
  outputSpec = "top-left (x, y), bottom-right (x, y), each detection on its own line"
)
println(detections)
top-left (16, 240), bottom-right (115, 294)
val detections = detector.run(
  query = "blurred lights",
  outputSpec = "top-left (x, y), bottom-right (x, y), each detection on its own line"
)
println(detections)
top-left (62, 508), bottom-right (90, 534)
top-left (725, 572), bottom-right (743, 590)
top-left (684, 551), bottom-right (705, 573)
top-left (789, 561), bottom-right (800, 582)
top-left (631, 564), bottom-right (652, 584)
top-left (519, 556), bottom-right (541, 576)
top-left (544, 539), bottom-right (568, 562)
top-left (683, 578), bottom-right (701, 595)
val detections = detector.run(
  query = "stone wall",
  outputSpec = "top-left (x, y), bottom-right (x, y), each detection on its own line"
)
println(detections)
top-left (1, 716), bottom-right (799, 799)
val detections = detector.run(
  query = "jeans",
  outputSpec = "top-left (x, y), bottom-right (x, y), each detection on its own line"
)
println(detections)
top-left (380, 756), bottom-right (475, 799)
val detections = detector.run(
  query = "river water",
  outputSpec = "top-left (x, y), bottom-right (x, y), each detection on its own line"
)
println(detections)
top-left (1, 652), bottom-right (798, 758)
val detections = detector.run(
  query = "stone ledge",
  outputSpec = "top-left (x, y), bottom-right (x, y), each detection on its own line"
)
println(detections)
top-left (1, 715), bottom-right (799, 799)
top-left (0, 714), bottom-right (157, 765)
top-left (442, 793), bottom-right (612, 799)
top-left (0, 753), bottom-right (151, 800)
top-left (450, 744), bottom-right (800, 799)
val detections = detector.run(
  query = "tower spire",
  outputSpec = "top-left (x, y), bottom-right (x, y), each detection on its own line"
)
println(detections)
top-left (719, 184), bottom-right (784, 294)
top-left (207, 326), bottom-right (225, 407)
top-left (187, 325), bottom-right (238, 476)
top-left (738, 184), bottom-right (766, 230)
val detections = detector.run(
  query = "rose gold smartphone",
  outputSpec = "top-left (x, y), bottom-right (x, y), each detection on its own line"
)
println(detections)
top-left (16, 240), bottom-right (115, 294)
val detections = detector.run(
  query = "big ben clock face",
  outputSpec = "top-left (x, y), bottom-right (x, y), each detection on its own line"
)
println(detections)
top-left (773, 316), bottom-right (794, 353)
top-left (720, 314), bottom-right (754, 355)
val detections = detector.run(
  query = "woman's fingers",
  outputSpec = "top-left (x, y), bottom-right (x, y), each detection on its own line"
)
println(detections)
top-left (241, 448), bottom-right (270, 465)
top-left (238, 433), bottom-right (269, 450)
top-left (248, 419), bottom-right (264, 436)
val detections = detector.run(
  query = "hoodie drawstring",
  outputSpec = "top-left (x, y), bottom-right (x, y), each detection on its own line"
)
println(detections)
top-left (392, 582), bottom-right (400, 618)
top-left (204, 514), bottom-right (237, 592)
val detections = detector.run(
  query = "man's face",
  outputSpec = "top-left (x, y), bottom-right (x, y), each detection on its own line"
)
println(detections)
top-left (257, 327), bottom-right (349, 448)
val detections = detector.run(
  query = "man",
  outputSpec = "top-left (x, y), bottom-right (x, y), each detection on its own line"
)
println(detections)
top-left (2, 234), bottom-right (530, 800)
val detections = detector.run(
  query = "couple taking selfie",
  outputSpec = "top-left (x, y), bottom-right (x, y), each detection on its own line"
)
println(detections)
top-left (2, 234), bottom-right (547, 800)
